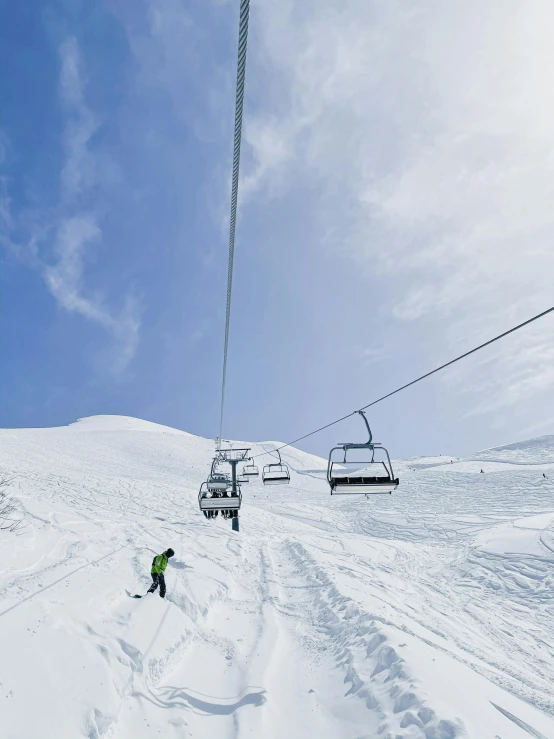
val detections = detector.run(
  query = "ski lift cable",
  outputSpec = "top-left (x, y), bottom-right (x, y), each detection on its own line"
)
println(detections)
top-left (218, 0), bottom-right (251, 451)
top-left (252, 304), bottom-right (554, 460)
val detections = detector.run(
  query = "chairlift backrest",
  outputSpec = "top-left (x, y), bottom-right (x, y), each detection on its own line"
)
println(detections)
top-left (207, 467), bottom-right (231, 491)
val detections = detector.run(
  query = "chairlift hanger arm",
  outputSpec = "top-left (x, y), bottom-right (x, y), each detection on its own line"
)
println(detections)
top-left (263, 445), bottom-right (283, 463)
top-left (357, 410), bottom-right (372, 444)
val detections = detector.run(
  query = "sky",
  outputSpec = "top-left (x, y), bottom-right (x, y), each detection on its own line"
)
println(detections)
top-left (1, 0), bottom-right (554, 461)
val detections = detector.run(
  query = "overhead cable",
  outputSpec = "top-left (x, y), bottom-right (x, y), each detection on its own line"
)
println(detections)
top-left (253, 304), bottom-right (554, 459)
top-left (218, 0), bottom-right (251, 450)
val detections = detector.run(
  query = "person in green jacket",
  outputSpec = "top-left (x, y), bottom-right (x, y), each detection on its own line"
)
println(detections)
top-left (147, 548), bottom-right (175, 598)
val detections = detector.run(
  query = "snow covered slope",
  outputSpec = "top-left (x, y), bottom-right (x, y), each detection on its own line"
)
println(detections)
top-left (1, 416), bottom-right (553, 739)
top-left (400, 435), bottom-right (554, 474)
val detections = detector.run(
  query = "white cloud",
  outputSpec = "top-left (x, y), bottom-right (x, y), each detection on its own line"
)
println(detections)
top-left (2, 37), bottom-right (141, 373)
top-left (43, 216), bottom-right (141, 371)
top-left (59, 37), bottom-right (99, 203)
top-left (353, 342), bottom-right (388, 367)
top-left (241, 0), bottom-right (554, 420)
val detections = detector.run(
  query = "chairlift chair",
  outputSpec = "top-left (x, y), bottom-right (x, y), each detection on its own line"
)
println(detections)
top-left (262, 449), bottom-right (291, 485)
top-left (327, 411), bottom-right (399, 495)
top-left (198, 481), bottom-right (241, 513)
top-left (241, 458), bottom-right (259, 477)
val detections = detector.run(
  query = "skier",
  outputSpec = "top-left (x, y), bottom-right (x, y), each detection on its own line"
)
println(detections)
top-left (543, 473), bottom-right (547, 479)
top-left (480, 469), bottom-right (484, 473)
top-left (147, 548), bottom-right (175, 598)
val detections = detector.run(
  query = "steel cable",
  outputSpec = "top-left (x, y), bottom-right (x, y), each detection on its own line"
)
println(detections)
top-left (252, 304), bottom-right (554, 459)
top-left (218, 0), bottom-right (250, 449)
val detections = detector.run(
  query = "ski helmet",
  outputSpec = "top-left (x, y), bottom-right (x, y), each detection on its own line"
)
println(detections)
top-left (166, 548), bottom-right (175, 557)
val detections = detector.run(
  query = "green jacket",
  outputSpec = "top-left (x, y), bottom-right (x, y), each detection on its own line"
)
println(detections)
top-left (151, 553), bottom-right (169, 575)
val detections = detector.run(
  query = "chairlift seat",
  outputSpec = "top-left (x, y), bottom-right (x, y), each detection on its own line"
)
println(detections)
top-left (199, 495), bottom-right (241, 511)
top-left (330, 475), bottom-right (399, 494)
top-left (262, 465), bottom-right (290, 484)
top-left (263, 475), bottom-right (290, 485)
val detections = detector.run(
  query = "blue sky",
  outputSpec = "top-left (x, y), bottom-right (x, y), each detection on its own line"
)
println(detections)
top-left (2, 0), bottom-right (554, 460)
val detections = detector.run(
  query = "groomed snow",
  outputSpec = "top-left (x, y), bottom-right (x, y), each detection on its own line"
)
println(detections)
top-left (1, 416), bottom-right (553, 739)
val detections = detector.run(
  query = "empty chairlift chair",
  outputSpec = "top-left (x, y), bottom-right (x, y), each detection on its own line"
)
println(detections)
top-left (241, 458), bottom-right (259, 478)
top-left (327, 411), bottom-right (399, 495)
top-left (262, 449), bottom-right (291, 485)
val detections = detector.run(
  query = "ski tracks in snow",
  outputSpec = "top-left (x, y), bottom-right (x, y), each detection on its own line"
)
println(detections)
top-left (2, 419), bottom-right (554, 739)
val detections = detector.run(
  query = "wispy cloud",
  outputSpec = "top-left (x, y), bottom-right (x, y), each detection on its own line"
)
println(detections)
top-left (59, 37), bottom-right (98, 204)
top-left (2, 36), bottom-right (141, 373)
top-left (43, 215), bottom-right (141, 372)
top-left (353, 342), bottom-right (388, 367)
top-left (241, 0), bottom-right (554, 420)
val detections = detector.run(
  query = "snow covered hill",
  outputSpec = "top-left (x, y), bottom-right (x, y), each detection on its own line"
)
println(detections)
top-left (1, 416), bottom-right (553, 739)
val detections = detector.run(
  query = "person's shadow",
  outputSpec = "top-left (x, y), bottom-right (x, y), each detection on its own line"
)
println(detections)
top-left (169, 561), bottom-right (192, 570)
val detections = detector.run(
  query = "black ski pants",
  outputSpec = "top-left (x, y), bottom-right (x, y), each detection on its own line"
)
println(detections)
top-left (148, 572), bottom-right (166, 597)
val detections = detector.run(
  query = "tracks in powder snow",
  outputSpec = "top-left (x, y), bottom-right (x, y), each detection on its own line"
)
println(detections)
top-left (3, 427), bottom-right (554, 739)
top-left (104, 508), bottom-right (466, 739)
top-left (75, 493), bottom-right (554, 739)
top-left (265, 536), bottom-right (461, 738)
top-left (301, 519), bottom-right (554, 718)
top-left (101, 527), bottom-right (265, 739)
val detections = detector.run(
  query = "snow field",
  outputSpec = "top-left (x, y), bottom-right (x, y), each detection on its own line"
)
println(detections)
top-left (0, 416), bottom-right (553, 738)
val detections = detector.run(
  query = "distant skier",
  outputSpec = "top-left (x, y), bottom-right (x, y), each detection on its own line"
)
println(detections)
top-left (480, 469), bottom-right (484, 473)
top-left (147, 548), bottom-right (175, 598)
top-left (543, 473), bottom-right (547, 479)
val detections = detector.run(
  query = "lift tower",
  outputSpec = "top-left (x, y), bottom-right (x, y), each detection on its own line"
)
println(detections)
top-left (215, 446), bottom-right (251, 532)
